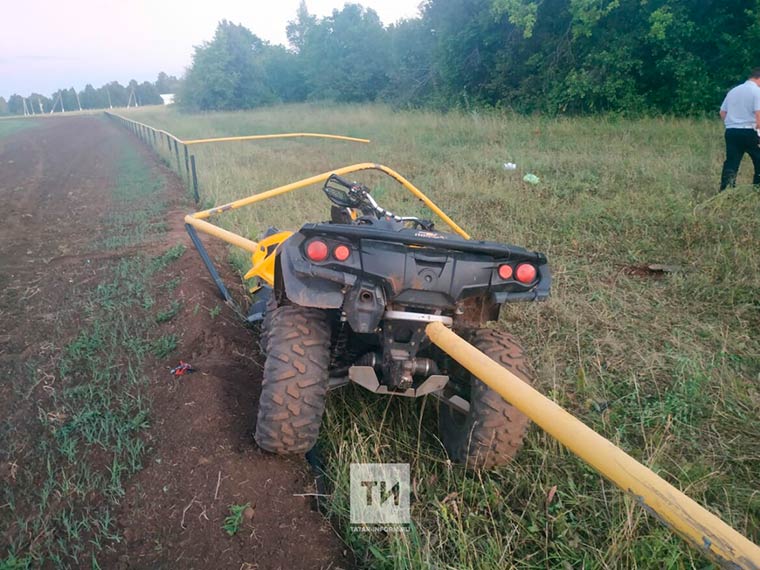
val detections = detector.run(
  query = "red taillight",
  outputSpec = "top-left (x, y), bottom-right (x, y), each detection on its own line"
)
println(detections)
top-left (515, 263), bottom-right (537, 284)
top-left (333, 244), bottom-right (351, 261)
top-left (306, 240), bottom-right (328, 262)
top-left (498, 264), bottom-right (513, 280)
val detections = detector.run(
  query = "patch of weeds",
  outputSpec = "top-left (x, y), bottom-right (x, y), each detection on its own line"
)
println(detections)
top-left (151, 244), bottom-right (186, 271)
top-left (155, 300), bottom-right (182, 323)
top-left (209, 304), bottom-right (221, 319)
top-left (222, 503), bottom-right (250, 536)
top-left (161, 276), bottom-right (181, 292)
top-left (150, 334), bottom-right (178, 358)
top-left (99, 145), bottom-right (167, 250)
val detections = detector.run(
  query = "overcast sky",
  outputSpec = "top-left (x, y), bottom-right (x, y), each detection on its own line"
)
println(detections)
top-left (0, 0), bottom-right (421, 98)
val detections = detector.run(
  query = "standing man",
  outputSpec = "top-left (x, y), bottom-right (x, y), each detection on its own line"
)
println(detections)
top-left (719, 68), bottom-right (760, 191)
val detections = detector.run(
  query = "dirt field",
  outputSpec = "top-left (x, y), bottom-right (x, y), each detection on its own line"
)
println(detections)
top-left (0, 117), bottom-right (349, 569)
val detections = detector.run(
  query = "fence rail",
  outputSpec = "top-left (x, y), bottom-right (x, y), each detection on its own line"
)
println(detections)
top-left (104, 111), bottom-right (370, 203)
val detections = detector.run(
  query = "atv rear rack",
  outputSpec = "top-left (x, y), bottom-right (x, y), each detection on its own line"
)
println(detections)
top-left (184, 163), bottom-right (470, 307)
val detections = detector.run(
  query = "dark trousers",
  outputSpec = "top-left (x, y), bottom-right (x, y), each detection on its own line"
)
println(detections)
top-left (720, 128), bottom-right (760, 190)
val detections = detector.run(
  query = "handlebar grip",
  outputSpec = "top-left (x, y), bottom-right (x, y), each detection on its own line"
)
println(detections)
top-left (328, 173), bottom-right (356, 190)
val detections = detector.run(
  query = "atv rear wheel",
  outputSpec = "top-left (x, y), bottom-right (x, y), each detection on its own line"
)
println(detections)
top-left (254, 305), bottom-right (332, 454)
top-left (438, 329), bottom-right (532, 470)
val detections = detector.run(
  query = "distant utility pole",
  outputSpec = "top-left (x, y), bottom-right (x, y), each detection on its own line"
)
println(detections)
top-left (22, 98), bottom-right (29, 116)
top-left (49, 92), bottom-right (62, 114)
top-left (106, 87), bottom-right (113, 109)
top-left (74, 89), bottom-right (82, 111)
top-left (38, 98), bottom-right (44, 113)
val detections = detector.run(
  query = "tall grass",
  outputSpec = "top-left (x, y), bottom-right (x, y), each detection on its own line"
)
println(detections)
top-left (124, 103), bottom-right (759, 569)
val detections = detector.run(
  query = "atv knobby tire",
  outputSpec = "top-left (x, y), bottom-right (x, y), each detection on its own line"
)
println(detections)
top-left (254, 305), bottom-right (331, 454)
top-left (439, 329), bottom-right (533, 470)
top-left (257, 295), bottom-right (278, 355)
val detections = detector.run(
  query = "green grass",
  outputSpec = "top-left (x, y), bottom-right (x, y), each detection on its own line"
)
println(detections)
top-left (99, 144), bottom-right (168, 250)
top-left (0, 139), bottom-right (184, 569)
top-left (222, 503), bottom-right (251, 536)
top-left (0, 118), bottom-right (39, 139)
top-left (122, 103), bottom-right (759, 569)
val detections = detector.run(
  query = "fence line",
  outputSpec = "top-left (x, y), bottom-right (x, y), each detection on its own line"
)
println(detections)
top-left (104, 111), bottom-right (370, 204)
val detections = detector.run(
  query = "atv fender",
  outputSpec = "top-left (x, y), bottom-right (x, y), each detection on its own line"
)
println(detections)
top-left (278, 233), bottom-right (352, 309)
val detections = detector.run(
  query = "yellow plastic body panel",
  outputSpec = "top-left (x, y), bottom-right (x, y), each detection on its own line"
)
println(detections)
top-left (243, 231), bottom-right (294, 286)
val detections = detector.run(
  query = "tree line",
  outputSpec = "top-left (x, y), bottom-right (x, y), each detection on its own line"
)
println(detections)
top-left (179, 0), bottom-right (760, 115)
top-left (0, 73), bottom-right (180, 116)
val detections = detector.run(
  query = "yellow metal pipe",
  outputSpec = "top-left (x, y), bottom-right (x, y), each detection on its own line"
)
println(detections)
top-left (371, 164), bottom-right (470, 240)
top-left (183, 133), bottom-right (370, 145)
top-left (107, 112), bottom-right (368, 145)
top-left (184, 216), bottom-right (259, 253)
top-left (191, 163), bottom-right (470, 240)
top-left (109, 114), bottom-right (465, 238)
top-left (425, 321), bottom-right (760, 569)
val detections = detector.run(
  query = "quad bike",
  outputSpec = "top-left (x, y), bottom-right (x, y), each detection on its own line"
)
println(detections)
top-left (185, 164), bottom-right (550, 469)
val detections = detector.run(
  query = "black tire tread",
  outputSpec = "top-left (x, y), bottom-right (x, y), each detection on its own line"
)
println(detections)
top-left (439, 329), bottom-right (533, 470)
top-left (254, 305), bottom-right (331, 454)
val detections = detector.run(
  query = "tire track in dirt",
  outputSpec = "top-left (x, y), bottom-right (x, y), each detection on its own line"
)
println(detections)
top-left (0, 116), bottom-right (350, 569)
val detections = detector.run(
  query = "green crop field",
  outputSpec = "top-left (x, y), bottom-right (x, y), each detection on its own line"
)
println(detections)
top-left (0, 118), bottom-right (40, 139)
top-left (123, 103), bottom-right (759, 569)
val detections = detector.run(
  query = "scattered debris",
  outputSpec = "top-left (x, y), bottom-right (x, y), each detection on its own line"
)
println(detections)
top-left (546, 485), bottom-right (558, 506)
top-left (647, 263), bottom-right (682, 274)
top-left (170, 361), bottom-right (196, 377)
top-left (523, 173), bottom-right (540, 185)
top-left (503, 162), bottom-right (517, 170)
top-left (622, 263), bottom-right (682, 279)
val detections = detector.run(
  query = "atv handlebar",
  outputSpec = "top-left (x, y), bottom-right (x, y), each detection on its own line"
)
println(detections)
top-left (323, 173), bottom-right (434, 230)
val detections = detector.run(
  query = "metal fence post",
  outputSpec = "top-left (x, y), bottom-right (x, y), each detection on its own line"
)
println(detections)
top-left (190, 154), bottom-right (199, 203)
top-left (184, 145), bottom-right (190, 182)
top-left (173, 139), bottom-right (181, 173)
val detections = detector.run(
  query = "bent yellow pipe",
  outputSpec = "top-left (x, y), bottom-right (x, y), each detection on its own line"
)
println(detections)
top-left (107, 112), bottom-right (368, 145)
top-left (191, 162), bottom-right (470, 240)
top-left (425, 321), bottom-right (760, 570)
top-left (184, 216), bottom-right (258, 253)
top-left (183, 133), bottom-right (370, 145)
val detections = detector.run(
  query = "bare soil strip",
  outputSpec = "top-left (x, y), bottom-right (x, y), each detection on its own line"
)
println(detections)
top-left (0, 117), bottom-right (349, 569)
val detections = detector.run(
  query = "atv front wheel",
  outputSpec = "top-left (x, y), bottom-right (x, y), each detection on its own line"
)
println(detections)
top-left (254, 305), bottom-right (331, 454)
top-left (438, 329), bottom-right (532, 470)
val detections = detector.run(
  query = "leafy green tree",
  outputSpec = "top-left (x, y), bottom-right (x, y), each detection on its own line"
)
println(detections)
top-left (0, 96), bottom-right (8, 115)
top-left (179, 20), bottom-right (276, 110)
top-left (136, 81), bottom-right (163, 105)
top-left (80, 84), bottom-right (102, 109)
top-left (156, 72), bottom-right (181, 93)
top-left (25, 93), bottom-right (50, 113)
top-left (383, 18), bottom-right (436, 106)
top-left (296, 4), bottom-right (391, 102)
top-left (7, 95), bottom-right (25, 115)
top-left (286, 0), bottom-right (316, 53)
top-left (262, 45), bottom-right (308, 102)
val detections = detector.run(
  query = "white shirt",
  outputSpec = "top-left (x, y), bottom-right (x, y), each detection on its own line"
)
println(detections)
top-left (721, 80), bottom-right (760, 129)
